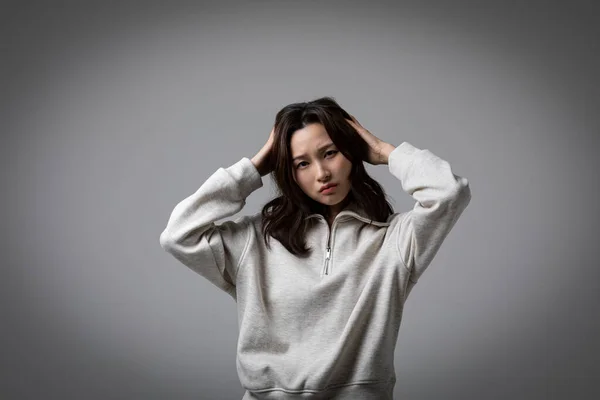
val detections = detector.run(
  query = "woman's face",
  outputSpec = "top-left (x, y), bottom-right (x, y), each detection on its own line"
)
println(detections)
top-left (290, 123), bottom-right (352, 208)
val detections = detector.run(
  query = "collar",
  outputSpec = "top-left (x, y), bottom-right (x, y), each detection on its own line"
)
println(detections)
top-left (304, 200), bottom-right (391, 227)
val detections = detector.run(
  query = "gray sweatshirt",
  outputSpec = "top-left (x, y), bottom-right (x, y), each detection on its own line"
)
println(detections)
top-left (159, 141), bottom-right (471, 399)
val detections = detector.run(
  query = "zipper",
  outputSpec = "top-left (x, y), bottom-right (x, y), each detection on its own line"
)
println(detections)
top-left (322, 218), bottom-right (336, 276)
top-left (308, 210), bottom-right (391, 277)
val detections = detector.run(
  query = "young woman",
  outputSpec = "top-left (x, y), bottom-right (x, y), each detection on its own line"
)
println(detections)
top-left (160, 97), bottom-right (471, 399)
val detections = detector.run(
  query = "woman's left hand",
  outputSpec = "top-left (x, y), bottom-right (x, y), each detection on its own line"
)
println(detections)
top-left (345, 115), bottom-right (393, 165)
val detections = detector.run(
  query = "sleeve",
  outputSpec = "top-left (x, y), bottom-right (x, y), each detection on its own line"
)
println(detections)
top-left (388, 142), bottom-right (472, 293)
top-left (159, 157), bottom-right (263, 299)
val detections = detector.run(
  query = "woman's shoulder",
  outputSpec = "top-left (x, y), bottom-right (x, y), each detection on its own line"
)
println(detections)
top-left (385, 210), bottom-right (409, 226)
top-left (244, 211), bottom-right (264, 229)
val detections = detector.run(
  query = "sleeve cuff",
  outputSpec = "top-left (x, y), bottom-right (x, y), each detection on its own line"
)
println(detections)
top-left (388, 141), bottom-right (419, 174)
top-left (224, 157), bottom-right (264, 199)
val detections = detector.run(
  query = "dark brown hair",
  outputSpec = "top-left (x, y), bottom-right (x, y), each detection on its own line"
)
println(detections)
top-left (261, 96), bottom-right (394, 257)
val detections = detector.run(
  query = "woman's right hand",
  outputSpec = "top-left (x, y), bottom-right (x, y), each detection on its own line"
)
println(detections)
top-left (251, 127), bottom-right (276, 176)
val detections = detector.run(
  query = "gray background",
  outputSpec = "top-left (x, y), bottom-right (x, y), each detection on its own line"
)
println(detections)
top-left (2, 0), bottom-right (599, 399)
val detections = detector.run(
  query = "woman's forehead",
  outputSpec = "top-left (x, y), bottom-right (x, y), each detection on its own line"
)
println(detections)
top-left (290, 124), bottom-right (332, 153)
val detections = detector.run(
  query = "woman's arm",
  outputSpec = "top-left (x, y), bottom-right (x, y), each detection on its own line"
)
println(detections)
top-left (160, 128), bottom-right (274, 298)
top-left (387, 142), bottom-right (471, 290)
top-left (344, 117), bottom-right (471, 288)
top-left (159, 157), bottom-right (263, 299)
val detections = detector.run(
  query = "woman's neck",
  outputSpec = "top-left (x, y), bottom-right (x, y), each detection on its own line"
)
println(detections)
top-left (325, 195), bottom-right (353, 223)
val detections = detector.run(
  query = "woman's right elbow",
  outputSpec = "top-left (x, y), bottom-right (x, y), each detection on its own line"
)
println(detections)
top-left (159, 229), bottom-right (175, 250)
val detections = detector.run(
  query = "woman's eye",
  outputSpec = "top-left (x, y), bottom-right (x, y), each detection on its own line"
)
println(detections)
top-left (296, 151), bottom-right (337, 169)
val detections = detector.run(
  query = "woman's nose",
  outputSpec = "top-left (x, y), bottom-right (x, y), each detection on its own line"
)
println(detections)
top-left (317, 167), bottom-right (331, 180)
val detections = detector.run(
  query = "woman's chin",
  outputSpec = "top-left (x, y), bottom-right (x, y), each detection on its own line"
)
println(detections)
top-left (317, 191), bottom-right (349, 205)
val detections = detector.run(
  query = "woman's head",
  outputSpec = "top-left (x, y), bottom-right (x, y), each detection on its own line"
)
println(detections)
top-left (289, 122), bottom-right (353, 215)
top-left (261, 96), bottom-right (394, 256)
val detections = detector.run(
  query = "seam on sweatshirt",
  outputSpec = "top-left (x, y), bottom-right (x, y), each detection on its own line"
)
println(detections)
top-left (395, 212), bottom-right (413, 277)
top-left (249, 377), bottom-right (396, 394)
top-left (234, 217), bottom-right (252, 280)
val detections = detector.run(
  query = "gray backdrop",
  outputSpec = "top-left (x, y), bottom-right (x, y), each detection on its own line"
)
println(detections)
top-left (2, 0), bottom-right (599, 399)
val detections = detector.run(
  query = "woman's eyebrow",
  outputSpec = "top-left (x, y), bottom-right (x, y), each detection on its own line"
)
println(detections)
top-left (293, 143), bottom-right (335, 161)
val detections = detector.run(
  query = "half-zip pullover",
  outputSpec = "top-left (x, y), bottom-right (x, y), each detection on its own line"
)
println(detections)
top-left (160, 141), bottom-right (471, 399)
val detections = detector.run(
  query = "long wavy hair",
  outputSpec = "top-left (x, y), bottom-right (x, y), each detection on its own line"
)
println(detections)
top-left (261, 96), bottom-right (394, 257)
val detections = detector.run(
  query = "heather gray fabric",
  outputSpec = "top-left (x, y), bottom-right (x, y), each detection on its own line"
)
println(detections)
top-left (160, 141), bottom-right (471, 399)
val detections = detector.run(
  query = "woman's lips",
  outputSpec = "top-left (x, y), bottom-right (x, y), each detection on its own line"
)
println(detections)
top-left (321, 185), bottom-right (337, 194)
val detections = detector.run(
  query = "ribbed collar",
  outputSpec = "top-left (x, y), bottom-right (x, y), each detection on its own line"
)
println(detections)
top-left (304, 200), bottom-right (390, 227)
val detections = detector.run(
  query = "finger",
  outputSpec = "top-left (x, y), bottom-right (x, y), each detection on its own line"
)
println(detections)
top-left (349, 116), bottom-right (362, 127)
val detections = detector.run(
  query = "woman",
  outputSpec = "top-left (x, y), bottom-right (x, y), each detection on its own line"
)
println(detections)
top-left (159, 97), bottom-right (471, 399)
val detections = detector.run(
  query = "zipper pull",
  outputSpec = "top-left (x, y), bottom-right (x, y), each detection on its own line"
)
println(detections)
top-left (324, 247), bottom-right (331, 275)
top-left (326, 247), bottom-right (331, 260)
